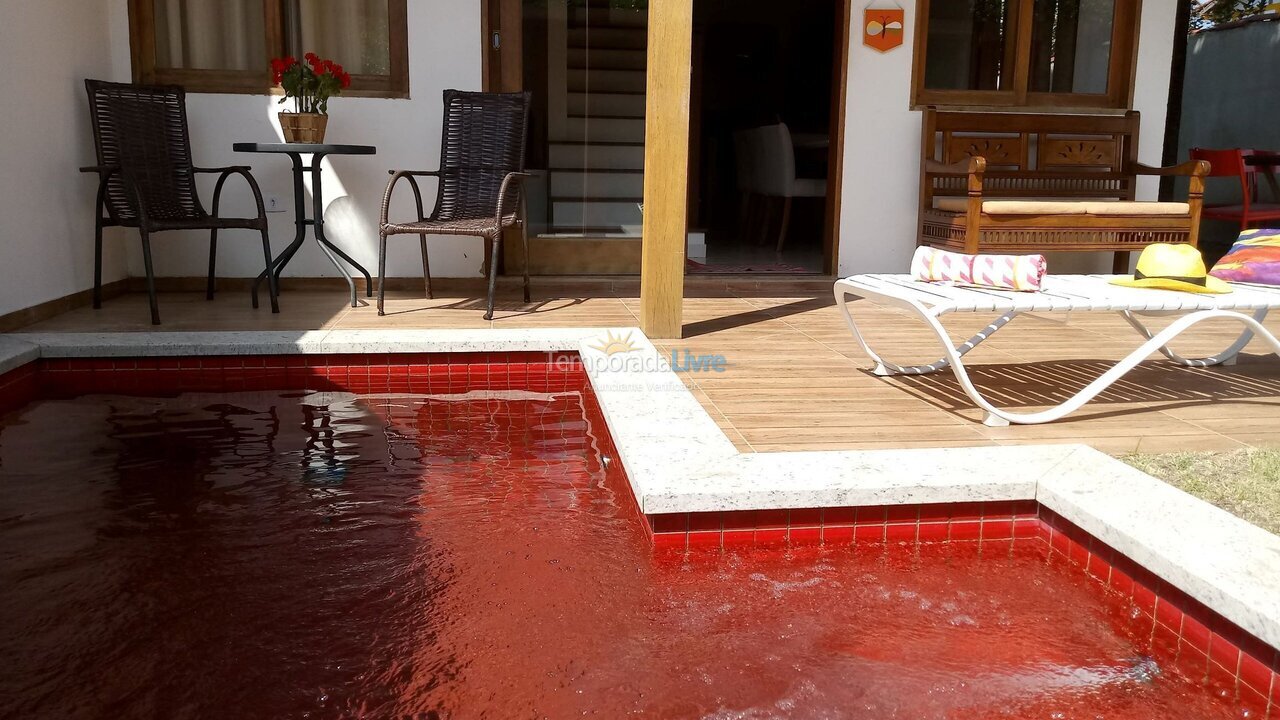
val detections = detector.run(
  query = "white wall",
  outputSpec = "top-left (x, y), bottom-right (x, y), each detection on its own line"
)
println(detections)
top-left (101, 0), bottom-right (485, 282)
top-left (0, 0), bottom-right (129, 316)
top-left (835, 0), bottom-right (1181, 276)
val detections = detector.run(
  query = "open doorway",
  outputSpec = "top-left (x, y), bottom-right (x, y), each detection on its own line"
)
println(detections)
top-left (687, 0), bottom-right (843, 274)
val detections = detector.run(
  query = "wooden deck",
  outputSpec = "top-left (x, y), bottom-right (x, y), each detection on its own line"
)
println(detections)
top-left (14, 279), bottom-right (1280, 455)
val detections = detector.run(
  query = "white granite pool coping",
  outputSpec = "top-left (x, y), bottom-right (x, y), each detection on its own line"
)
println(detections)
top-left (5, 327), bottom-right (1280, 651)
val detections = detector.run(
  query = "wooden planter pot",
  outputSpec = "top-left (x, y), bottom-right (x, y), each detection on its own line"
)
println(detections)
top-left (279, 112), bottom-right (328, 144)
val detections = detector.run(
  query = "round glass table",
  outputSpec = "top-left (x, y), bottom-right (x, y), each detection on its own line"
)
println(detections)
top-left (233, 143), bottom-right (376, 308)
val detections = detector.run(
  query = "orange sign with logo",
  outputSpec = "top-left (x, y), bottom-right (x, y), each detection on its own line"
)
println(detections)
top-left (863, 8), bottom-right (904, 52)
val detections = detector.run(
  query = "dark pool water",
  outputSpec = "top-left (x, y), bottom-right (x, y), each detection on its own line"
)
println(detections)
top-left (0, 390), bottom-right (1240, 719)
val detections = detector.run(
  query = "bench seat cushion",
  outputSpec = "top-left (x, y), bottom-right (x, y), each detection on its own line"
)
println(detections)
top-left (933, 198), bottom-right (1086, 214)
top-left (933, 198), bottom-right (1190, 216)
top-left (1081, 201), bottom-right (1190, 215)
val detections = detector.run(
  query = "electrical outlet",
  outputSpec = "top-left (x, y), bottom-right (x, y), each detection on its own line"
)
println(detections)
top-left (265, 195), bottom-right (286, 213)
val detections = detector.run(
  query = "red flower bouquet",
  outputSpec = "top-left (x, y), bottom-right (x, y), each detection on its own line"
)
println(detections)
top-left (271, 52), bottom-right (352, 115)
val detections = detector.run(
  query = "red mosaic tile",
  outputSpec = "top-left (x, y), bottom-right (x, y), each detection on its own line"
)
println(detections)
top-left (1154, 597), bottom-right (1183, 633)
top-left (884, 504), bottom-right (918, 525)
top-left (885, 524), bottom-right (916, 543)
top-left (754, 528), bottom-right (787, 546)
top-left (721, 510), bottom-right (756, 531)
top-left (1236, 648), bottom-right (1273, 696)
top-left (822, 525), bottom-right (854, 544)
top-left (1183, 614), bottom-right (1213, 655)
top-left (789, 508), bottom-right (823, 528)
top-left (822, 507), bottom-right (855, 527)
top-left (854, 524), bottom-right (886, 543)
top-left (855, 505), bottom-right (886, 525)
top-left (948, 520), bottom-right (982, 541)
top-left (687, 531), bottom-right (721, 548)
top-left (1175, 642), bottom-right (1210, 685)
top-left (789, 527), bottom-right (822, 545)
top-left (981, 518), bottom-right (1014, 541)
top-left (916, 522), bottom-right (949, 542)
top-left (649, 513), bottom-right (687, 535)
top-left (688, 512), bottom-right (721, 533)
top-left (755, 510), bottom-right (788, 530)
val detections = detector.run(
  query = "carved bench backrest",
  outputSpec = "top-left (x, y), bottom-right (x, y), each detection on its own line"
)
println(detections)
top-left (922, 108), bottom-right (1141, 201)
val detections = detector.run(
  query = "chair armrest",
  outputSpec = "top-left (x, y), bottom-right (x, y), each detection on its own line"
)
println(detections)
top-left (79, 165), bottom-right (119, 175)
top-left (381, 171), bottom-right (433, 227)
top-left (1129, 160), bottom-right (1210, 178)
top-left (198, 167), bottom-right (267, 219)
top-left (496, 171), bottom-right (532, 224)
top-left (193, 165), bottom-right (254, 174)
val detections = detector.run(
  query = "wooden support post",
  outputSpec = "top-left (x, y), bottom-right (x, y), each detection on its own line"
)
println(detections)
top-left (639, 0), bottom-right (692, 339)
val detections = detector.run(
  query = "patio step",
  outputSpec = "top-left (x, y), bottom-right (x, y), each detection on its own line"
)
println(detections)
top-left (550, 168), bottom-right (644, 197)
top-left (570, 7), bottom-right (648, 28)
top-left (549, 142), bottom-right (645, 170)
top-left (567, 68), bottom-right (646, 94)
top-left (568, 27), bottom-right (647, 50)
top-left (562, 116), bottom-right (645, 143)
top-left (551, 198), bottom-right (644, 228)
top-left (568, 47), bottom-right (647, 70)
top-left (567, 91), bottom-right (645, 118)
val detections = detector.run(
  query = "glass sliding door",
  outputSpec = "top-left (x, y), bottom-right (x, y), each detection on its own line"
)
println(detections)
top-left (520, 0), bottom-right (648, 271)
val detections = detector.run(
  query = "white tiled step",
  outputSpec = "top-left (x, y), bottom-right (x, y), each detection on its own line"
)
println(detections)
top-left (562, 117), bottom-right (644, 143)
top-left (568, 47), bottom-right (646, 70)
top-left (568, 27), bottom-right (647, 50)
top-left (550, 170), bottom-right (644, 197)
top-left (553, 199), bottom-right (644, 227)
top-left (568, 91), bottom-right (645, 117)
top-left (549, 142), bottom-right (645, 170)
top-left (568, 68), bottom-right (646, 93)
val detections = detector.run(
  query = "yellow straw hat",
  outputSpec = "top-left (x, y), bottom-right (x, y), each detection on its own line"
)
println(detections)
top-left (1110, 244), bottom-right (1231, 294)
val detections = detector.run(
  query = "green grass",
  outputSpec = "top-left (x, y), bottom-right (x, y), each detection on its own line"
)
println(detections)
top-left (1122, 448), bottom-right (1280, 536)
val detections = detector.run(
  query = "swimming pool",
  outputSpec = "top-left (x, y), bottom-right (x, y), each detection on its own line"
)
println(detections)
top-left (0, 352), bottom-right (1272, 717)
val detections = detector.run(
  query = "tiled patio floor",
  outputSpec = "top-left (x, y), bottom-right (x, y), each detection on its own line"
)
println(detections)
top-left (15, 279), bottom-right (1280, 455)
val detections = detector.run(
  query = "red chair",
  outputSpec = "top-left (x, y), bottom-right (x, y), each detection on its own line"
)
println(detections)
top-left (1188, 147), bottom-right (1280, 231)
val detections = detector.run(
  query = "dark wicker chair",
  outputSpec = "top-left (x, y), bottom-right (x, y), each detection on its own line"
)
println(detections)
top-left (379, 90), bottom-right (531, 320)
top-left (81, 79), bottom-right (279, 325)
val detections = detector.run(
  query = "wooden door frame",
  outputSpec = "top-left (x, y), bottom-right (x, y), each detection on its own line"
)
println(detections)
top-left (482, 0), bottom-right (523, 93)
top-left (823, 0), bottom-right (852, 277)
top-left (483, 0), bottom-right (850, 336)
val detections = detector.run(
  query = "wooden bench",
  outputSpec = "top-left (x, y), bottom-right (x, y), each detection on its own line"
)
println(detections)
top-left (918, 108), bottom-right (1210, 273)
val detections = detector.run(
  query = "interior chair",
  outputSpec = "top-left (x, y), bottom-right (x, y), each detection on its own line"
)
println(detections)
top-left (1189, 147), bottom-right (1280, 232)
top-left (82, 79), bottom-right (278, 325)
top-left (379, 90), bottom-right (531, 320)
top-left (732, 128), bottom-right (761, 238)
top-left (753, 123), bottom-right (827, 252)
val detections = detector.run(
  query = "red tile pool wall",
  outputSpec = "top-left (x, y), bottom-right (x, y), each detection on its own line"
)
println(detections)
top-left (648, 502), bottom-right (1280, 716)
top-left (646, 500), bottom-right (1042, 549)
top-left (1040, 507), bottom-right (1280, 716)
top-left (1, 355), bottom-right (1276, 715)
top-left (34, 352), bottom-right (585, 396)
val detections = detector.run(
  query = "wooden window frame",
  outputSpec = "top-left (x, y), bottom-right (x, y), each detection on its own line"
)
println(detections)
top-left (127, 0), bottom-right (409, 99)
top-left (910, 0), bottom-right (1140, 111)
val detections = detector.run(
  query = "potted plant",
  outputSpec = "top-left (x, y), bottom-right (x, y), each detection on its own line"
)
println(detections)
top-left (271, 53), bottom-right (352, 144)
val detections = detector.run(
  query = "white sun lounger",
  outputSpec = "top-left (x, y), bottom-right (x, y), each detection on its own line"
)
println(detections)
top-left (834, 274), bottom-right (1280, 426)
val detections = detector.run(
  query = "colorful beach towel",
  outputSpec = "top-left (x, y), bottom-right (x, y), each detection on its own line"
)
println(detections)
top-left (911, 247), bottom-right (1048, 292)
top-left (1210, 228), bottom-right (1280, 286)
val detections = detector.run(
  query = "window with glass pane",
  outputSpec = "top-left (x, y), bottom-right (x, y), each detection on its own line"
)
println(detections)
top-left (913, 0), bottom-right (1134, 108)
top-left (153, 0), bottom-right (267, 71)
top-left (922, 0), bottom-right (1016, 92)
top-left (131, 0), bottom-right (408, 97)
top-left (1028, 0), bottom-right (1114, 94)
top-left (286, 0), bottom-right (392, 76)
